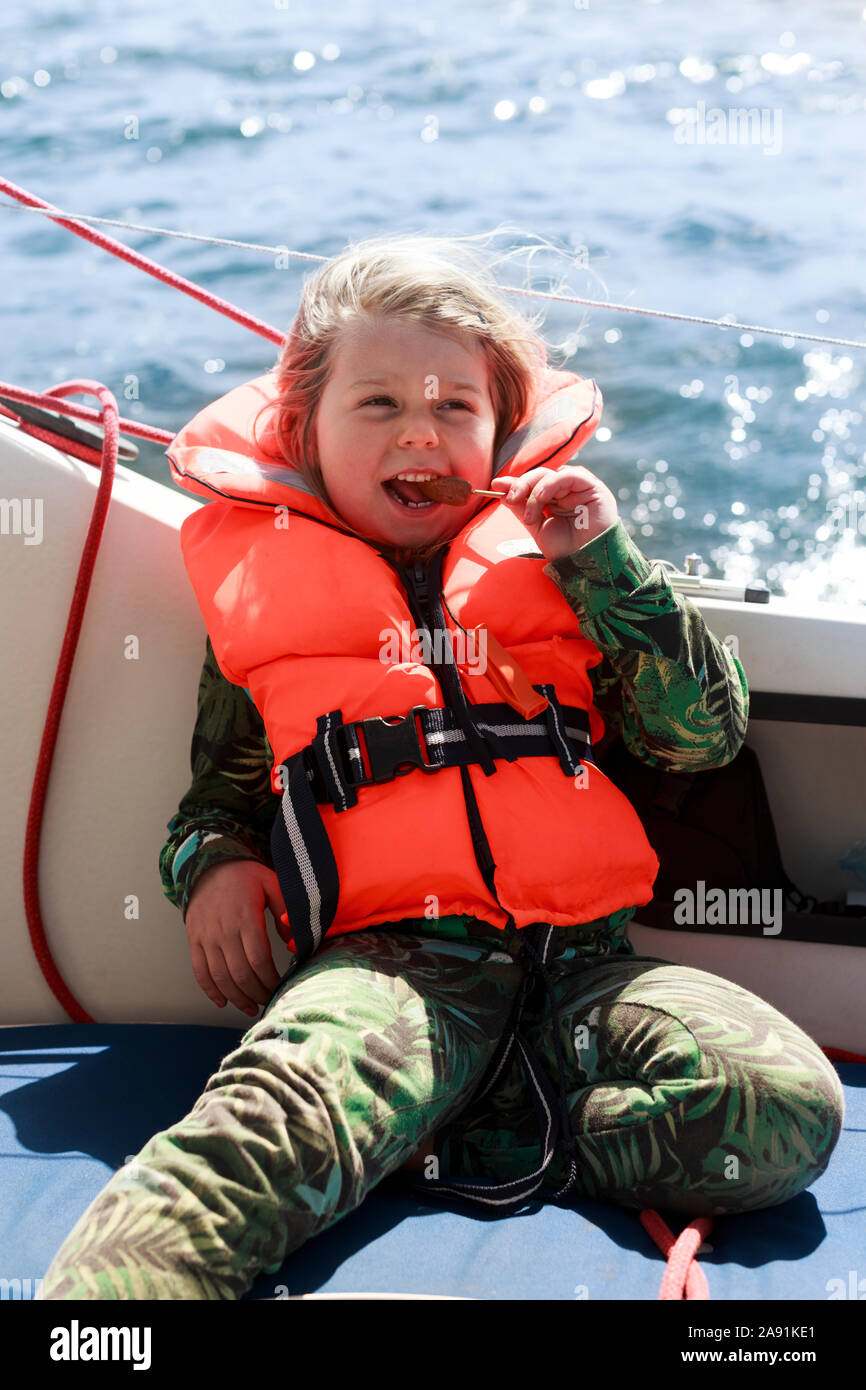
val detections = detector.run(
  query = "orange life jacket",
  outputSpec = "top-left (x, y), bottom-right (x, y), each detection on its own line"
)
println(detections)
top-left (168, 367), bottom-right (658, 958)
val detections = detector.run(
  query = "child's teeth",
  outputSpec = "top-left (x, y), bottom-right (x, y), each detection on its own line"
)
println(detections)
top-left (384, 479), bottom-right (434, 509)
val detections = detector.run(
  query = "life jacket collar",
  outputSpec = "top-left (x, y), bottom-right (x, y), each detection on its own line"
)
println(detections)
top-left (167, 366), bottom-right (603, 527)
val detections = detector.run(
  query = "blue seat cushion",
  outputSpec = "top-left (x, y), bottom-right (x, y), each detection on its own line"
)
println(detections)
top-left (1, 1024), bottom-right (862, 1300)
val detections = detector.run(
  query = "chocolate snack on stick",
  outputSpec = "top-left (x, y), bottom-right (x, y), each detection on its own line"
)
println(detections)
top-left (417, 476), bottom-right (577, 517)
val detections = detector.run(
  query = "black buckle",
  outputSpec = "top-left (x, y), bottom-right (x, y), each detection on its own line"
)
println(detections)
top-left (355, 706), bottom-right (437, 784)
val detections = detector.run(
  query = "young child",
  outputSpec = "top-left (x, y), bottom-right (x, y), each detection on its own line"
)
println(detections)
top-left (40, 234), bottom-right (844, 1300)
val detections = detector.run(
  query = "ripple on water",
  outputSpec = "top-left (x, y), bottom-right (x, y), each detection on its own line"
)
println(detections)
top-left (1, 0), bottom-right (863, 601)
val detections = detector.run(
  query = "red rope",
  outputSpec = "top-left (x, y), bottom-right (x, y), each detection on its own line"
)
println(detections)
top-left (0, 175), bottom-right (275, 1021)
top-left (640, 1210), bottom-right (714, 1299)
top-left (1, 381), bottom-right (174, 450)
top-left (0, 176), bottom-right (285, 348)
top-left (637, 1050), bottom-right (863, 1298)
top-left (5, 379), bottom-right (124, 1022)
top-left (3, 408), bottom-right (118, 468)
top-left (3, 378), bottom-right (181, 1020)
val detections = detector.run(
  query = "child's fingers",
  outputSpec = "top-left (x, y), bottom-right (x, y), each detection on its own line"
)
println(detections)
top-left (190, 941), bottom-right (227, 1009)
top-left (495, 467), bottom-right (595, 512)
top-left (239, 921), bottom-right (283, 995)
top-left (524, 468), bottom-right (603, 520)
top-left (206, 943), bottom-right (260, 1016)
top-left (527, 470), bottom-right (593, 505)
top-left (524, 482), bottom-right (579, 524)
top-left (222, 935), bottom-right (279, 1010)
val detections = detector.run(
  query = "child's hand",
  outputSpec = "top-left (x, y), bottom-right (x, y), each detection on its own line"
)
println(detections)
top-left (185, 860), bottom-right (288, 1017)
top-left (490, 465), bottom-right (618, 561)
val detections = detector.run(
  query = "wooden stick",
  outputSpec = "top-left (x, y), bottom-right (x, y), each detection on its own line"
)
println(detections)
top-left (474, 487), bottom-right (578, 517)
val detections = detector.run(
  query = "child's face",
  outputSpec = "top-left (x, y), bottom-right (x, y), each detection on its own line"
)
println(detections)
top-left (314, 316), bottom-right (498, 548)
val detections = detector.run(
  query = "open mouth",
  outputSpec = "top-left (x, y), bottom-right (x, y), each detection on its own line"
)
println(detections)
top-left (382, 471), bottom-right (441, 511)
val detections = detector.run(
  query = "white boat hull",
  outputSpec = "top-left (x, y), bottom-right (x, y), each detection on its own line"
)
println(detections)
top-left (2, 416), bottom-right (864, 1046)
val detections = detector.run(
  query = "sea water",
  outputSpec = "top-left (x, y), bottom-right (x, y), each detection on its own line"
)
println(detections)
top-left (1, 0), bottom-right (864, 601)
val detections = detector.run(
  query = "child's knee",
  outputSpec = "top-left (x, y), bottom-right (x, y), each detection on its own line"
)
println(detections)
top-left (711, 1054), bottom-right (845, 1214)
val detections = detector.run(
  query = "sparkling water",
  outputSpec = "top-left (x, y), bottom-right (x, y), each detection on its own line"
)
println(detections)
top-left (1, 0), bottom-right (864, 600)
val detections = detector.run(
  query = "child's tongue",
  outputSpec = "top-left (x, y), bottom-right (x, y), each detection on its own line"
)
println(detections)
top-left (386, 477), bottom-right (431, 505)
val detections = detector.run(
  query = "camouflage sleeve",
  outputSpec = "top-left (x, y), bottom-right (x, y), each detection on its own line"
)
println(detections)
top-left (159, 638), bottom-right (277, 923)
top-left (543, 519), bottom-right (749, 771)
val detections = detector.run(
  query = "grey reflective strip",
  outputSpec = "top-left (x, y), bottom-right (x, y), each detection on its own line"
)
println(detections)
top-left (424, 721), bottom-right (589, 746)
top-left (478, 722), bottom-right (547, 738)
top-left (174, 446), bottom-right (317, 494)
top-left (492, 392), bottom-right (582, 475)
top-left (321, 711), bottom-right (348, 812)
top-left (255, 462), bottom-right (316, 491)
top-left (481, 720), bottom-right (589, 745)
top-left (279, 787), bottom-right (322, 950)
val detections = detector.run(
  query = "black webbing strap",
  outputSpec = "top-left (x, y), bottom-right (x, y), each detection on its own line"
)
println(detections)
top-left (269, 693), bottom-right (592, 967)
top-left (308, 694), bottom-right (592, 796)
top-left (268, 712), bottom-right (344, 965)
top-left (395, 923), bottom-right (580, 1210)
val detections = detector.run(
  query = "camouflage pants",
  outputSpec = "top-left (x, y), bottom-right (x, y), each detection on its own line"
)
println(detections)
top-left (40, 914), bottom-right (844, 1300)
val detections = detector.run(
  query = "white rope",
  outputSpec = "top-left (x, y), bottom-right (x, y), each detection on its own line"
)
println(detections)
top-left (3, 198), bottom-right (865, 351)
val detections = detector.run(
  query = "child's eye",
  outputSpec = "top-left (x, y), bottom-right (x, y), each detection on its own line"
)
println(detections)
top-left (361, 397), bottom-right (471, 411)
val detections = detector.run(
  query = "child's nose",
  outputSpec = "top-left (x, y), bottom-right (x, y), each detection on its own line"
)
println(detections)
top-left (397, 414), bottom-right (439, 447)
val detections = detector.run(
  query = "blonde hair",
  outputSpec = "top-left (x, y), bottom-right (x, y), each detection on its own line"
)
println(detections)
top-left (253, 231), bottom-right (559, 557)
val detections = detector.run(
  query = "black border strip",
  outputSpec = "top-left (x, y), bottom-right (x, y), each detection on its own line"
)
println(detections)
top-left (635, 906), bottom-right (866, 948)
top-left (750, 691), bottom-right (866, 726)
